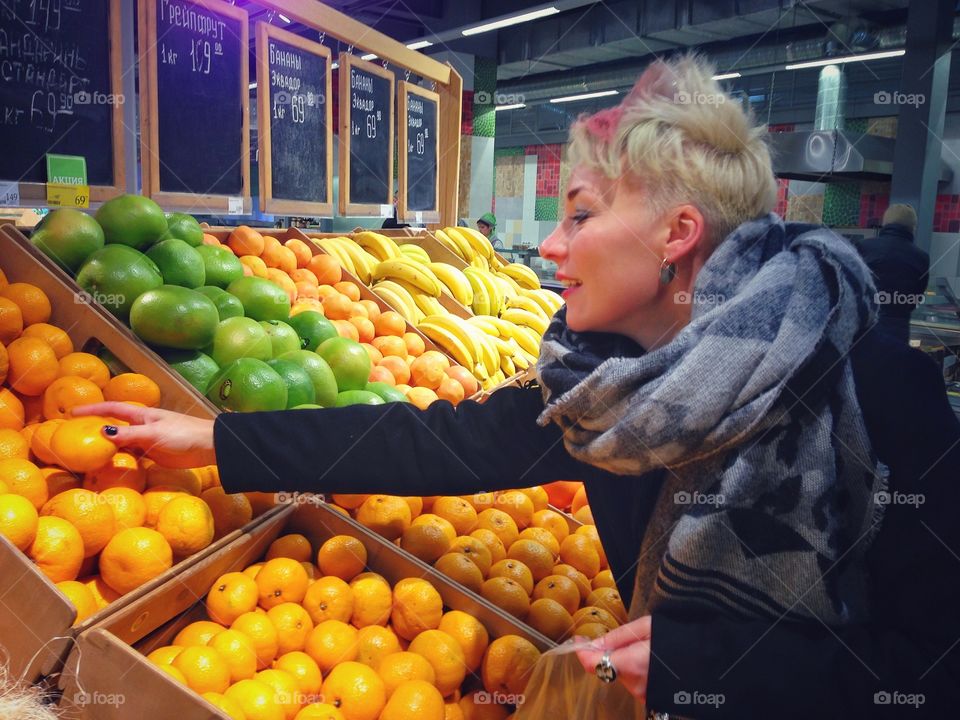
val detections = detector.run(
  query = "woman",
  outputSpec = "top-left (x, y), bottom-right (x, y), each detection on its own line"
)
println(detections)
top-left (77, 56), bottom-right (960, 717)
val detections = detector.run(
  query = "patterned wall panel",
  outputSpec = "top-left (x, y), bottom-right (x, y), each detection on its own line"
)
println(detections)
top-left (786, 193), bottom-right (825, 224)
top-left (472, 58), bottom-right (497, 138)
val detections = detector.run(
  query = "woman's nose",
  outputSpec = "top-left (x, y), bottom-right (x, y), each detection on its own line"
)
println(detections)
top-left (539, 227), bottom-right (566, 262)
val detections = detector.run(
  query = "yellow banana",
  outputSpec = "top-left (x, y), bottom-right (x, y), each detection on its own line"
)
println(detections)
top-left (411, 291), bottom-right (448, 318)
top-left (514, 325), bottom-right (544, 356)
top-left (470, 255), bottom-right (490, 272)
top-left (467, 316), bottom-right (500, 336)
top-left (428, 263), bottom-right (473, 306)
top-left (373, 280), bottom-right (420, 322)
top-left (353, 231), bottom-right (401, 261)
top-left (491, 275), bottom-right (518, 305)
top-left (470, 329), bottom-right (500, 377)
top-left (464, 271), bottom-right (491, 316)
top-left (315, 238), bottom-right (356, 276)
top-left (465, 268), bottom-right (503, 316)
top-left (500, 262), bottom-right (541, 290)
top-left (329, 237), bottom-right (374, 283)
top-left (456, 227), bottom-right (495, 261)
top-left (420, 314), bottom-right (483, 365)
top-left (398, 244), bottom-right (432, 264)
top-left (372, 258), bottom-right (442, 297)
top-left (436, 228), bottom-right (473, 261)
top-left (500, 354), bottom-right (516, 377)
top-left (418, 320), bottom-right (477, 370)
top-left (506, 295), bottom-right (549, 322)
top-left (500, 307), bottom-right (548, 336)
top-left (488, 317), bottom-right (538, 355)
top-left (494, 272), bottom-right (522, 292)
top-left (489, 254), bottom-right (505, 272)
top-left (521, 288), bottom-right (557, 319)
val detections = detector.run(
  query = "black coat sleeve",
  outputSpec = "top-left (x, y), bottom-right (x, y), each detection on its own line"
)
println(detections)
top-left (214, 386), bottom-right (588, 496)
top-left (646, 338), bottom-right (960, 718)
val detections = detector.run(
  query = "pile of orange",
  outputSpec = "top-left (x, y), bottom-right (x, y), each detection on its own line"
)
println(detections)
top-left (0, 266), bottom-right (259, 625)
top-left (145, 531), bottom-right (542, 720)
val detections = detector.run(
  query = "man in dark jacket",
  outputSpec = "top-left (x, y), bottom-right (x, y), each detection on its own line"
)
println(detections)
top-left (856, 204), bottom-right (930, 343)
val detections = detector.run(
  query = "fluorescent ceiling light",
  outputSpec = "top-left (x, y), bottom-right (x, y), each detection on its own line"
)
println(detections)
top-left (462, 7), bottom-right (559, 36)
top-left (361, 53), bottom-right (378, 61)
top-left (550, 89), bottom-right (618, 104)
top-left (495, 103), bottom-right (525, 111)
top-left (784, 49), bottom-right (905, 70)
top-left (406, 40), bottom-right (434, 50)
top-left (277, 13), bottom-right (291, 23)
top-left (712, 72), bottom-right (741, 80)
top-left (248, 82), bottom-right (257, 90)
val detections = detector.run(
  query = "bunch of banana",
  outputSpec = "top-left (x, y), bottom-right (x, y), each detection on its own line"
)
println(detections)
top-left (398, 243), bottom-right (432, 264)
top-left (418, 314), bottom-right (511, 390)
top-left (463, 267), bottom-right (506, 317)
top-left (428, 262), bottom-right (473, 307)
top-left (466, 316), bottom-right (540, 379)
top-left (371, 279), bottom-right (424, 325)
top-left (353, 231), bottom-right (401, 261)
top-left (371, 257), bottom-right (443, 297)
top-left (312, 236), bottom-right (380, 284)
top-left (497, 262), bottom-right (541, 290)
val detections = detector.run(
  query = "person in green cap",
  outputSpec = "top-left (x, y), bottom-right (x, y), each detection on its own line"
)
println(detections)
top-left (476, 212), bottom-right (503, 249)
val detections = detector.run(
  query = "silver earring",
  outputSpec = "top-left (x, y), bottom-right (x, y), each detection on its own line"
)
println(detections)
top-left (659, 257), bottom-right (677, 284)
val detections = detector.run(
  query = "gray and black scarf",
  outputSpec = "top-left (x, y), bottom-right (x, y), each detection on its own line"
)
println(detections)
top-left (536, 214), bottom-right (886, 626)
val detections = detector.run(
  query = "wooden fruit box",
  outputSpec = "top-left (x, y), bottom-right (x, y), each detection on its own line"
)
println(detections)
top-left (57, 499), bottom-right (552, 719)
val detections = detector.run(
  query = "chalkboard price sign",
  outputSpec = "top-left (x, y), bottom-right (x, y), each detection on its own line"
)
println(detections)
top-left (398, 82), bottom-right (439, 223)
top-left (338, 55), bottom-right (394, 216)
top-left (256, 24), bottom-right (332, 215)
top-left (139, 0), bottom-right (250, 210)
top-left (0, 0), bottom-right (125, 200)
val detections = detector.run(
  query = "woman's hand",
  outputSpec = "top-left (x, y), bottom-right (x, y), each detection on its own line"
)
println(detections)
top-left (71, 402), bottom-right (216, 469)
top-left (575, 615), bottom-right (652, 700)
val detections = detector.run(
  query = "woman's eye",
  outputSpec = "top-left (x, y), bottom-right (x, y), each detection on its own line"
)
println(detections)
top-left (570, 211), bottom-right (590, 224)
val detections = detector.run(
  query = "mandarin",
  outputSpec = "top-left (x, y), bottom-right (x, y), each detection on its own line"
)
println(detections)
top-left (6, 337), bottom-right (58, 396)
top-left (40, 488), bottom-right (115, 557)
top-left (28, 515), bottom-right (84, 582)
top-left (0, 283), bottom-right (51, 326)
top-left (316, 534), bottom-right (367, 581)
top-left (99, 527), bottom-right (173, 594)
top-left (57, 352), bottom-right (110, 388)
top-left (21, 323), bottom-right (73, 359)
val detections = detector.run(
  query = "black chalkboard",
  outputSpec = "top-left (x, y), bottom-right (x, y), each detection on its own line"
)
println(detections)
top-left (404, 89), bottom-right (438, 213)
top-left (0, 0), bottom-right (116, 186)
top-left (153, 0), bottom-right (244, 196)
top-left (344, 60), bottom-right (393, 208)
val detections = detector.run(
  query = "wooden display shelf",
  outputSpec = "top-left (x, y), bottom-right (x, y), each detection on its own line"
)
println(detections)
top-left (58, 501), bottom-right (552, 719)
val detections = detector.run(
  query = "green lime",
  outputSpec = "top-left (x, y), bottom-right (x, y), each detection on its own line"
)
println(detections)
top-left (335, 390), bottom-right (385, 407)
top-left (146, 238), bottom-right (206, 288)
top-left (366, 382), bottom-right (410, 404)
top-left (260, 320), bottom-right (301, 357)
top-left (267, 358), bottom-right (317, 408)
top-left (206, 358), bottom-right (287, 412)
top-left (278, 350), bottom-right (338, 408)
top-left (160, 349), bottom-right (220, 394)
top-left (75, 245), bottom-right (163, 320)
top-left (226, 276), bottom-right (290, 321)
top-left (317, 337), bottom-right (371, 392)
top-left (129, 286), bottom-right (219, 349)
top-left (95, 194), bottom-right (168, 250)
top-left (286, 311), bottom-right (336, 352)
top-left (31, 208), bottom-right (104, 272)
top-left (209, 316), bottom-right (273, 367)
top-left (195, 245), bottom-right (245, 288)
top-left (195, 286), bottom-right (244, 320)
top-left (164, 212), bottom-right (204, 246)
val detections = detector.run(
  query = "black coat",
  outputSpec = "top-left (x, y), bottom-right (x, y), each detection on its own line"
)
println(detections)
top-left (216, 325), bottom-right (960, 718)
top-left (855, 224), bottom-right (930, 320)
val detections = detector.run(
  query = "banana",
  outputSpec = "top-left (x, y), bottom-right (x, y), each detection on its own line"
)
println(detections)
top-left (436, 228), bottom-right (473, 261)
top-left (457, 227), bottom-right (495, 261)
top-left (418, 320), bottom-right (477, 371)
top-left (500, 354), bottom-right (516, 377)
top-left (464, 268), bottom-right (503, 317)
top-left (489, 254), bottom-right (505, 272)
top-left (374, 287), bottom-right (418, 324)
top-left (466, 316), bottom-right (500, 337)
top-left (521, 288), bottom-right (557, 319)
top-left (469, 255), bottom-right (489, 272)
top-left (315, 238), bottom-right (356, 276)
top-left (491, 275), bottom-right (518, 305)
top-left (501, 307), bottom-right (549, 336)
top-left (513, 325), bottom-right (544, 356)
top-left (372, 258), bottom-right (443, 297)
top-left (470, 329), bottom-right (500, 377)
top-left (506, 295), bottom-right (549, 322)
top-left (398, 244), bottom-right (431, 265)
top-left (419, 314), bottom-right (483, 363)
top-left (411, 291), bottom-right (448, 318)
top-left (428, 263), bottom-right (473, 306)
top-left (500, 262), bottom-right (541, 290)
top-left (332, 238), bottom-right (377, 284)
top-left (373, 280), bottom-right (421, 323)
top-left (494, 272), bottom-right (522, 293)
top-left (353, 231), bottom-right (401, 261)
top-left (464, 271), bottom-right (491, 316)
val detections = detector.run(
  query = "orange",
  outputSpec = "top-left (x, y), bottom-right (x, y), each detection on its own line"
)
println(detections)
top-left (355, 495), bottom-right (412, 541)
top-left (28, 515), bottom-right (84, 582)
top-left (443, 366), bottom-right (478, 398)
top-left (410, 354), bottom-right (445, 390)
top-left (576, 505), bottom-right (594, 526)
top-left (592, 569), bottom-right (615, 590)
top-left (0, 428), bottom-right (28, 459)
top-left (225, 678), bottom-right (286, 720)
top-left (349, 573), bottom-right (392, 628)
top-left (376, 652), bottom-right (436, 698)
top-left (207, 571), bottom-right (260, 625)
top-left (202, 486), bottom-right (253, 539)
top-left (329, 494), bottom-right (369, 510)
top-left (57, 352), bottom-right (111, 388)
top-left (0, 297), bottom-right (23, 345)
top-left (0, 388), bottom-right (24, 431)
top-left (585, 587), bottom-right (627, 624)
top-left (530, 509), bottom-right (569, 544)
top-left (83, 575), bottom-right (121, 610)
top-left (332, 319), bottom-right (359, 341)
top-left (285, 239), bottom-right (313, 268)
top-left (391, 577), bottom-right (443, 641)
top-left (145, 463), bottom-right (202, 495)
top-left (49, 416), bottom-right (118, 473)
top-left (99, 527), bottom-right (173, 594)
top-left (437, 610), bottom-right (489, 673)
top-left (381, 680), bottom-right (444, 720)
top-left (244, 562), bottom-right (264, 579)
top-left (321, 293), bottom-right (353, 321)
top-left (266, 533), bottom-right (313, 563)
top-left (469, 529), bottom-right (506, 565)
top-left (143, 486), bottom-right (188, 527)
top-left (457, 693), bottom-right (510, 720)
top-left (40, 488), bottom-right (116, 557)
top-left (97, 487), bottom-right (145, 530)
top-left (373, 310), bottom-right (405, 337)
top-left (173, 645), bottom-right (232, 694)
top-left (294, 703), bottom-right (346, 720)
top-left (305, 619), bottom-right (359, 674)
top-left (315, 534), bottom-right (367, 582)
top-left (571, 606), bottom-right (619, 631)
top-left (156, 495), bottom-right (215, 556)
top-left (333, 282), bottom-right (359, 303)
top-left (402, 332), bottom-right (425, 358)
top-left (84, 451), bottom-right (146, 492)
top-left (201, 691), bottom-right (248, 720)
top-left (274, 651), bottom-right (324, 699)
top-left (448, 535), bottom-right (492, 576)
top-left (320, 661), bottom-right (386, 720)
top-left (559, 535), bottom-right (600, 579)
top-left (41, 466), bottom-right (80, 499)
top-left (359, 300), bottom-right (380, 323)
top-left (372, 335), bottom-right (407, 360)
top-left (431, 497), bottom-right (477, 536)
top-left (575, 622), bottom-right (610, 640)
top-left (519, 486), bottom-right (549, 513)
top-left (494, 491), bottom-right (534, 530)
top-left (20, 323), bottom-right (73, 359)
top-left (407, 630), bottom-right (466, 698)
top-left (228, 225), bottom-right (266, 256)
top-left (527, 598), bottom-right (573, 642)
top-left (0, 492), bottom-right (38, 555)
top-left (377, 356), bottom-right (411, 385)
top-left (349, 316), bottom-right (375, 343)
top-left (552, 564), bottom-right (592, 603)
top-left (575, 524), bottom-right (608, 570)
top-left (506, 539), bottom-right (554, 582)
top-left (532, 574), bottom-right (580, 615)
top-left (256, 667), bottom-right (305, 719)
top-left (542, 481), bottom-right (581, 511)
top-left (436, 376), bottom-right (464, 405)
top-left (361, 343), bottom-right (383, 366)
top-left (480, 577), bottom-right (530, 619)
top-left (481, 635), bottom-right (540, 696)
top-left (302, 575), bottom-right (354, 624)
top-left (147, 645), bottom-right (186, 666)
top-left (488, 559), bottom-right (534, 596)
top-left (434, 553), bottom-right (483, 593)
top-left (354, 624), bottom-right (401, 668)
top-left (463, 492), bottom-right (494, 511)
top-left (474, 509), bottom-right (519, 550)
top-left (0, 457), bottom-right (48, 509)
top-left (570, 485), bottom-right (588, 514)
top-left (402, 495), bottom-right (423, 520)
top-left (19, 393), bottom-right (44, 425)
top-left (232, 611), bottom-right (281, 670)
top-left (518, 527), bottom-right (559, 559)
top-left (6, 337), bottom-right (58, 396)
top-left (296, 282), bottom-right (320, 301)
top-left (102, 373), bottom-right (162, 406)
top-left (401, 516), bottom-right (454, 563)
top-left (307, 255), bottom-right (342, 286)
top-left (257, 557), bottom-right (311, 609)
top-left (0, 282), bottom-right (51, 326)
top-left (157, 664), bottom-right (188, 686)
top-left (301, 562), bottom-right (318, 580)
top-left (445, 701), bottom-right (467, 720)
top-left (269, 602), bottom-right (315, 655)
top-left (242, 254), bottom-right (271, 278)
top-left (263, 243), bottom-right (298, 274)
top-left (291, 268), bottom-right (319, 287)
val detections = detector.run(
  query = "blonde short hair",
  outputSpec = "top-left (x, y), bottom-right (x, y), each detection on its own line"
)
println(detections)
top-left (568, 55), bottom-right (778, 245)
top-left (882, 203), bottom-right (917, 233)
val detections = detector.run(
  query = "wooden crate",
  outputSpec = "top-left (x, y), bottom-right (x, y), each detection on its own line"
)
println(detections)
top-left (57, 501), bottom-right (552, 719)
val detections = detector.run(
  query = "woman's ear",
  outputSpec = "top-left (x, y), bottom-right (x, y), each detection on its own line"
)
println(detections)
top-left (664, 204), bottom-right (706, 262)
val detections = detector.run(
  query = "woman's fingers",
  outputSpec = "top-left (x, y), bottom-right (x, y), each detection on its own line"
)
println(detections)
top-left (592, 616), bottom-right (652, 651)
top-left (71, 401), bottom-right (154, 424)
top-left (101, 422), bottom-right (158, 449)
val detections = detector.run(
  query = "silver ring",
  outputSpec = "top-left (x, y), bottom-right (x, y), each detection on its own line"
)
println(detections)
top-left (595, 650), bottom-right (617, 683)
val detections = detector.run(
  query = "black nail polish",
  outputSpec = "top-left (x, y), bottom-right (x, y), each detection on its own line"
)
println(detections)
top-left (104, 425), bottom-right (118, 437)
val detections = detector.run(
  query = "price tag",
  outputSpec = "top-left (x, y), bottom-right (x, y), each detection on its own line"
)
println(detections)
top-left (228, 196), bottom-right (244, 215)
top-left (380, 204), bottom-right (393, 217)
top-left (415, 211), bottom-right (423, 224)
top-left (0, 182), bottom-right (20, 207)
top-left (46, 183), bottom-right (90, 208)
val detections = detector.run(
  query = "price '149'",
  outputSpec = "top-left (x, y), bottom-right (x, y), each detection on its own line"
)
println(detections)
top-left (191, 39), bottom-right (212, 74)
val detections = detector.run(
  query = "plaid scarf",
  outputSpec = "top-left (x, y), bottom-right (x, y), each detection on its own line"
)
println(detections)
top-left (536, 215), bottom-right (887, 624)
